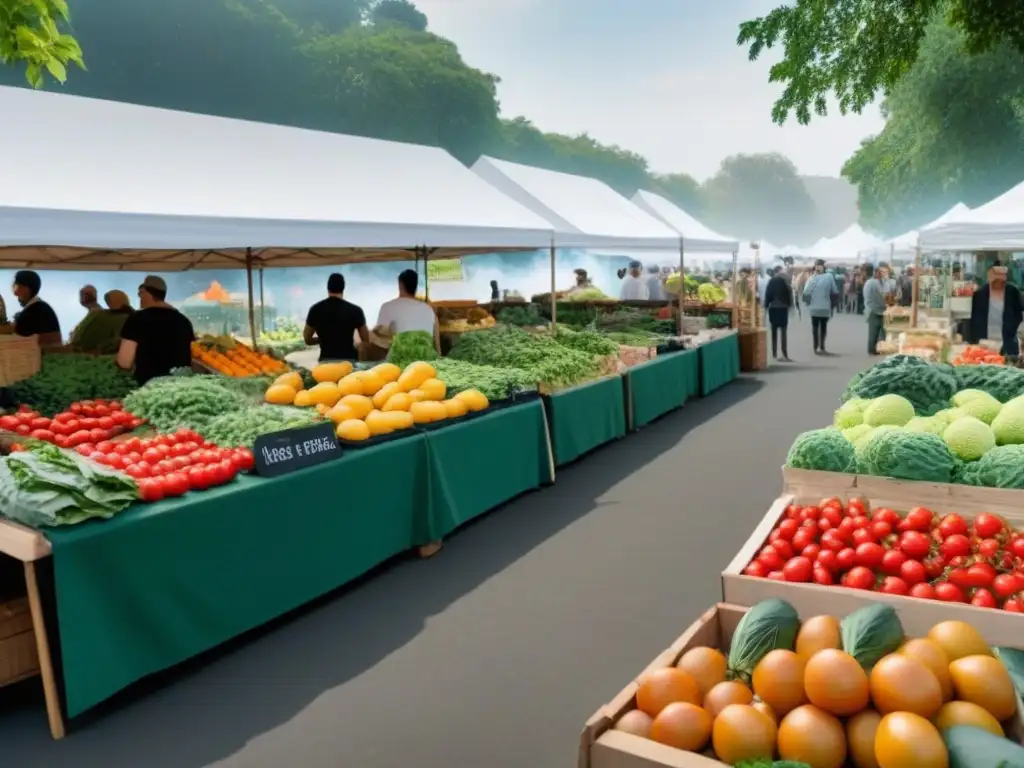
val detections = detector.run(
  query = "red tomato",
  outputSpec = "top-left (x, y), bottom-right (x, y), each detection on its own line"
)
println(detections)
top-left (973, 513), bottom-right (1005, 539)
top-left (126, 451), bottom-right (142, 465)
top-left (880, 549), bottom-right (906, 576)
top-left (0, 415), bottom-right (19, 430)
top-left (879, 576), bottom-right (909, 596)
top-left (820, 506), bottom-right (843, 528)
top-left (837, 547), bottom-right (857, 571)
top-left (104, 453), bottom-right (125, 470)
top-left (820, 496), bottom-right (843, 510)
top-left (938, 513), bottom-right (968, 538)
top-left (155, 435), bottom-right (173, 448)
top-left (801, 543), bottom-right (821, 561)
top-left (934, 581), bottom-right (966, 602)
top-left (852, 528), bottom-right (875, 547)
top-left (940, 534), bottom-right (971, 559)
top-left (772, 540), bottom-right (794, 561)
top-left (904, 506), bottom-right (934, 531)
top-left (154, 444), bottom-right (172, 458)
top-left (216, 459), bottom-right (237, 484)
top-left (812, 564), bottom-right (833, 585)
top-left (54, 434), bottom-right (69, 448)
top-left (70, 403), bottom-right (83, 414)
top-left (109, 400), bottom-right (122, 411)
top-left (134, 461), bottom-right (153, 477)
top-left (971, 588), bottom-right (997, 609)
top-left (784, 504), bottom-right (801, 519)
top-left (816, 549), bottom-right (839, 572)
top-left (851, 515), bottom-right (871, 529)
top-left (924, 555), bottom-right (947, 579)
top-left (792, 527), bottom-right (817, 552)
top-left (162, 472), bottom-right (189, 498)
top-left (909, 582), bottom-right (937, 600)
top-left (1010, 537), bottom-right (1024, 559)
top-left (63, 419), bottom-right (80, 433)
top-left (966, 562), bottom-right (996, 588)
top-left (142, 447), bottom-right (163, 464)
top-left (7, 443), bottom-right (24, 452)
top-left (766, 571), bottom-right (785, 581)
top-left (978, 538), bottom-right (1002, 559)
top-left (855, 542), bottom-right (885, 569)
top-left (29, 429), bottom-right (55, 442)
top-left (744, 561), bottom-right (767, 577)
top-left (782, 556), bottom-right (813, 583)
top-left (847, 499), bottom-right (867, 517)
top-left (899, 559), bottom-right (926, 585)
top-left (836, 517), bottom-right (856, 542)
top-left (899, 531), bottom-right (932, 560)
top-left (845, 566), bottom-right (875, 590)
top-left (231, 448), bottom-right (255, 472)
top-left (97, 416), bottom-right (115, 431)
top-left (816, 517), bottom-right (834, 533)
top-left (79, 417), bottom-right (98, 430)
top-left (124, 464), bottom-right (148, 480)
top-left (88, 428), bottom-right (106, 443)
top-left (872, 521), bottom-right (893, 540)
top-left (801, 506), bottom-right (821, 522)
top-left (993, 573), bottom-right (1022, 599)
top-left (15, 424), bottom-right (31, 436)
top-left (95, 440), bottom-right (113, 453)
top-left (1004, 597), bottom-right (1024, 613)
top-left (129, 417), bottom-right (144, 429)
top-left (168, 456), bottom-right (190, 472)
top-left (170, 442), bottom-right (190, 458)
top-left (820, 529), bottom-right (845, 552)
top-left (948, 568), bottom-right (973, 589)
top-left (94, 404), bottom-right (110, 417)
top-left (138, 477), bottom-right (164, 503)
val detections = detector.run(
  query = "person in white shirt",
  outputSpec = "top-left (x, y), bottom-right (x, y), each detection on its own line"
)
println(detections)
top-left (644, 264), bottom-right (666, 301)
top-left (375, 269), bottom-right (440, 353)
top-left (620, 261), bottom-right (649, 301)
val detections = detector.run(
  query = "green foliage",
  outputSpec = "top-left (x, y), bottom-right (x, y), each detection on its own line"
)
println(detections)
top-left (737, 0), bottom-right (1024, 125)
top-left (0, 0), bottom-right (84, 87)
top-left (370, 0), bottom-right (427, 32)
top-left (842, 19), bottom-right (1024, 235)
top-left (386, 330), bottom-right (438, 368)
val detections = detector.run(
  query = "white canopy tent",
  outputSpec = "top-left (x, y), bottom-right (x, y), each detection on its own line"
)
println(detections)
top-left (810, 224), bottom-right (884, 262)
top-left (470, 157), bottom-right (680, 250)
top-left (875, 203), bottom-right (971, 260)
top-left (921, 183), bottom-right (1024, 251)
top-left (0, 86), bottom-right (557, 272)
top-left (630, 191), bottom-right (738, 253)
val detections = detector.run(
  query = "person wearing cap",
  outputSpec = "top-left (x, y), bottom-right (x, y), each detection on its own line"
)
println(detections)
top-left (11, 270), bottom-right (61, 346)
top-left (802, 259), bottom-right (838, 355)
top-left (304, 273), bottom-right (369, 362)
top-left (620, 260), bottom-right (649, 301)
top-left (644, 264), bottom-right (666, 302)
top-left (117, 276), bottom-right (195, 384)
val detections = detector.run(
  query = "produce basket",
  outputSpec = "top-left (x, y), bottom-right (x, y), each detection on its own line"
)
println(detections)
top-left (0, 335), bottom-right (41, 386)
top-left (579, 602), bottom-right (1024, 768)
top-left (721, 465), bottom-right (1024, 647)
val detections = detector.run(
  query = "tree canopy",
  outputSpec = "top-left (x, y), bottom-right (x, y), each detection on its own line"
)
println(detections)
top-left (842, 18), bottom-right (1024, 236)
top-left (0, 0), bottom-right (84, 87)
top-left (0, 0), bottom-right (852, 245)
top-left (738, 0), bottom-right (1024, 124)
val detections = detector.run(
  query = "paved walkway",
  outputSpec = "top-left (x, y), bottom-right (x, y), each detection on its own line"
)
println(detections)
top-left (1, 313), bottom-right (874, 768)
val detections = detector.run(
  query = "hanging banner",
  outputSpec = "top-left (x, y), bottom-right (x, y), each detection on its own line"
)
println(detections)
top-left (426, 259), bottom-right (464, 282)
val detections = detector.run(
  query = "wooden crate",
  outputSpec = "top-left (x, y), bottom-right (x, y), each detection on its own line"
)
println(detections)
top-left (580, 603), bottom-right (1024, 768)
top-left (738, 328), bottom-right (766, 371)
top-left (0, 598), bottom-right (39, 686)
top-left (0, 335), bottom-right (40, 386)
top-left (721, 466), bottom-right (1024, 647)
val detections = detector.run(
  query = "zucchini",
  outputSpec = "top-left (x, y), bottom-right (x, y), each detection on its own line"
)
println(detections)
top-left (944, 724), bottom-right (1024, 768)
top-left (840, 603), bottom-right (903, 670)
top-left (727, 599), bottom-right (799, 684)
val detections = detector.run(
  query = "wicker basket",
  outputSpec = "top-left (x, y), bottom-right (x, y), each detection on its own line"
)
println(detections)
top-left (0, 335), bottom-right (41, 386)
top-left (0, 598), bottom-right (39, 686)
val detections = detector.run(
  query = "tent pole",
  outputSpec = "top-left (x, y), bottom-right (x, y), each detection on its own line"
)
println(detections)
top-left (245, 248), bottom-right (256, 344)
top-left (911, 242), bottom-right (921, 329)
top-left (422, 246), bottom-right (430, 302)
top-left (677, 237), bottom-right (684, 334)
top-left (258, 266), bottom-right (266, 336)
top-left (549, 240), bottom-right (557, 333)
top-left (731, 251), bottom-right (739, 330)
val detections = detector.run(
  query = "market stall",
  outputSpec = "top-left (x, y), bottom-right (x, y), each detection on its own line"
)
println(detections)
top-left (544, 376), bottom-right (626, 464)
top-left (625, 348), bottom-right (698, 429)
top-left (698, 330), bottom-right (741, 396)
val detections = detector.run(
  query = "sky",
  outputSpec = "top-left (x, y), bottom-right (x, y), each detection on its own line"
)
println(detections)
top-left (415, 0), bottom-right (885, 181)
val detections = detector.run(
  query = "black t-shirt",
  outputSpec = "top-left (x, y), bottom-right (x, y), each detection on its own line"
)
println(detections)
top-left (305, 297), bottom-right (366, 361)
top-left (121, 306), bottom-right (195, 384)
top-left (13, 299), bottom-right (61, 338)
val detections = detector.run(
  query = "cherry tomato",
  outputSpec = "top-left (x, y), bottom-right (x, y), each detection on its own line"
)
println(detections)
top-left (816, 549), bottom-right (839, 572)
top-left (812, 564), bottom-right (833, 585)
top-left (1010, 537), bottom-right (1024, 559)
top-left (170, 442), bottom-right (191, 458)
top-left (898, 530), bottom-right (931, 560)
top-left (820, 506), bottom-right (843, 528)
top-left (880, 549), bottom-right (906, 576)
top-left (792, 527), bottom-right (817, 552)
top-left (97, 416), bottom-right (115, 431)
top-left (29, 429), bottom-right (55, 442)
top-left (186, 466), bottom-right (213, 491)
top-left (977, 538), bottom-right (1002, 559)
top-left (743, 561), bottom-right (767, 577)
top-left (992, 573), bottom-right (1021, 600)
top-left (845, 566), bottom-right (875, 590)
top-left (1004, 597), bottom-right (1024, 613)
top-left (105, 453), bottom-right (125, 470)
top-left (836, 517), bottom-right (856, 542)
top-left (852, 528), bottom-right (875, 547)
top-left (879, 576), bottom-right (909, 596)
top-left (934, 581), bottom-right (966, 602)
top-left (143, 447), bottom-right (163, 464)
top-left (801, 506), bottom-right (821, 522)
top-left (54, 434), bottom-right (69, 448)
top-left (851, 515), bottom-right (871, 529)
top-left (855, 542), bottom-right (885, 569)
top-left (938, 513), bottom-right (968, 538)
top-left (782, 556), bottom-right (813, 583)
top-left (801, 543), bottom-right (821, 561)
top-left (872, 521), bottom-right (892, 540)
top-left (836, 547), bottom-right (857, 571)
top-left (909, 582), bottom-right (937, 600)
top-left (971, 588), bottom-right (998, 609)
top-left (940, 534), bottom-right (971, 559)
top-left (817, 517), bottom-right (834, 533)
top-left (966, 562), bottom-right (996, 588)
top-left (766, 570), bottom-right (785, 581)
top-left (161, 472), bottom-right (189, 498)
top-left (899, 559), bottom-right (926, 585)
top-left (124, 464), bottom-right (149, 480)
top-left (947, 567), bottom-right (973, 589)
top-left (231, 448), bottom-right (255, 472)
top-left (217, 459), bottom-right (237, 484)
top-left (770, 540), bottom-right (793, 561)
top-left (820, 529), bottom-right (845, 552)
top-left (784, 504), bottom-right (801, 520)
top-left (0, 415), bottom-right (21, 430)
top-left (137, 477), bottom-right (164, 503)
top-left (820, 496), bottom-right (842, 509)
top-left (847, 499), bottom-right (867, 517)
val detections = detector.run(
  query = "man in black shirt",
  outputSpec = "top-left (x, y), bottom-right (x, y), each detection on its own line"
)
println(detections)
top-left (303, 273), bottom-right (368, 361)
top-left (117, 275), bottom-right (195, 384)
top-left (11, 270), bottom-right (62, 347)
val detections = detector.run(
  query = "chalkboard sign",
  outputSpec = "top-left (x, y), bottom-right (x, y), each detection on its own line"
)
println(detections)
top-left (253, 422), bottom-right (342, 478)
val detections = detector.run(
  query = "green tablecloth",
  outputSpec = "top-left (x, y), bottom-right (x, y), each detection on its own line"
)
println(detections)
top-left (544, 376), bottom-right (626, 466)
top-left (699, 334), bottom-right (740, 396)
top-left (47, 437), bottom-right (429, 718)
top-left (422, 399), bottom-right (553, 541)
top-left (626, 350), bottom-right (696, 429)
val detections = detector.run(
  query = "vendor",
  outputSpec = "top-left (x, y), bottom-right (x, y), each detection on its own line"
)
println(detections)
top-left (568, 268), bottom-right (593, 294)
top-left (11, 270), bottom-right (61, 347)
top-left (117, 275), bottom-right (195, 384)
top-left (620, 260), bottom-right (649, 300)
top-left (969, 264), bottom-right (1023, 355)
top-left (105, 289), bottom-right (135, 315)
top-left (303, 273), bottom-right (369, 361)
top-left (645, 264), bottom-right (666, 301)
top-left (375, 269), bottom-right (440, 353)
top-left (69, 290), bottom-right (136, 354)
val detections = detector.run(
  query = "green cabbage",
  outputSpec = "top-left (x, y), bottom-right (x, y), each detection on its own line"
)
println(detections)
top-left (943, 416), bottom-right (996, 462)
top-left (858, 429), bottom-right (957, 483)
top-left (842, 424), bottom-right (873, 443)
top-left (841, 603), bottom-right (904, 670)
top-left (863, 394), bottom-right (915, 427)
top-left (954, 392), bottom-right (1002, 424)
top-left (991, 399), bottom-right (1024, 445)
top-left (904, 416), bottom-right (945, 435)
top-left (833, 398), bottom-right (869, 429)
top-left (786, 428), bottom-right (857, 473)
top-left (727, 599), bottom-right (799, 684)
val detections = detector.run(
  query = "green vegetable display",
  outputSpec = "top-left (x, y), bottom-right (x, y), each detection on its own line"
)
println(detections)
top-left (785, 428), bottom-right (857, 473)
top-left (697, 282), bottom-right (727, 304)
top-left (448, 325), bottom-right (601, 390)
top-left (955, 445), bottom-right (1024, 489)
top-left (726, 598), bottom-right (798, 684)
top-left (839, 604), bottom-right (903, 670)
top-left (842, 355), bottom-right (958, 415)
top-left (387, 330), bottom-right (438, 369)
top-left (432, 359), bottom-right (537, 401)
top-left (553, 328), bottom-right (619, 357)
top-left (0, 443), bottom-right (139, 527)
top-left (496, 304), bottom-right (543, 326)
top-left (858, 429), bottom-right (958, 483)
top-left (9, 353), bottom-right (137, 416)
top-left (199, 405), bottom-right (320, 448)
top-left (953, 364), bottom-right (1024, 402)
top-left (123, 377), bottom-right (248, 433)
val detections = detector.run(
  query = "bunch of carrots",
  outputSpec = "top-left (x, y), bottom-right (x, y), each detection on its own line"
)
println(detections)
top-left (952, 345), bottom-right (1005, 366)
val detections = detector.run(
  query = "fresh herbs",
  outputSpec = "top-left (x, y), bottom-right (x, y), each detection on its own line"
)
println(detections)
top-left (9, 353), bottom-right (137, 416)
top-left (387, 331), bottom-right (439, 368)
top-left (199, 405), bottom-right (320, 448)
top-left (433, 359), bottom-right (537, 401)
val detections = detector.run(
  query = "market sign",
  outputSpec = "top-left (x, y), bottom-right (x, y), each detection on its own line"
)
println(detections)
top-left (253, 422), bottom-right (341, 478)
top-left (426, 258), bottom-right (464, 282)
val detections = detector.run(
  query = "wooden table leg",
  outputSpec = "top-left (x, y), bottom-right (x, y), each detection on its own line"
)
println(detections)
top-left (24, 561), bottom-right (65, 740)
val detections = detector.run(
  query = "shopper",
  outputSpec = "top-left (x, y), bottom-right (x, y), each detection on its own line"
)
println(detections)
top-left (969, 264), bottom-right (1024, 356)
top-left (764, 266), bottom-right (793, 362)
top-left (304, 272), bottom-right (369, 362)
top-left (11, 270), bottom-right (61, 347)
top-left (833, 271), bottom-right (846, 314)
top-left (376, 269), bottom-right (440, 353)
top-left (803, 259), bottom-right (838, 355)
top-left (644, 264), bottom-right (666, 301)
top-left (117, 276), bottom-right (195, 384)
top-left (104, 290), bottom-right (135, 314)
top-left (863, 264), bottom-right (888, 355)
top-left (619, 261), bottom-right (649, 300)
